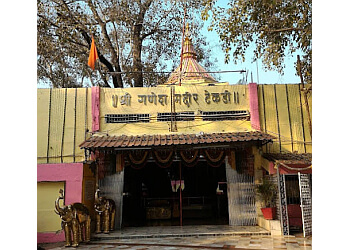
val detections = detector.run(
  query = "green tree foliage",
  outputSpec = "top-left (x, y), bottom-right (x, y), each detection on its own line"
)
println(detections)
top-left (201, 0), bottom-right (312, 84)
top-left (38, 0), bottom-right (215, 88)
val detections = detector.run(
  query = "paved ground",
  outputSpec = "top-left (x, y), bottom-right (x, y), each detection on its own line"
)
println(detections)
top-left (93, 225), bottom-right (270, 239)
top-left (38, 225), bottom-right (312, 249)
top-left (39, 235), bottom-right (311, 249)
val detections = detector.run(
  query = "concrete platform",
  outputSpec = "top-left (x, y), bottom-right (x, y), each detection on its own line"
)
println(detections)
top-left (92, 225), bottom-right (270, 240)
top-left (38, 226), bottom-right (313, 249)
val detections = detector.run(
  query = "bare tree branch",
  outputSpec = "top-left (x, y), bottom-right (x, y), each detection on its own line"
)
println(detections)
top-left (263, 27), bottom-right (303, 33)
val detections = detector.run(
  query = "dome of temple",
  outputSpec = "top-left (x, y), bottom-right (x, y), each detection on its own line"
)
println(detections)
top-left (162, 24), bottom-right (218, 85)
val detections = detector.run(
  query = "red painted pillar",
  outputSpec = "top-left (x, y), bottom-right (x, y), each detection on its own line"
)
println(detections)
top-left (248, 83), bottom-right (261, 130)
top-left (91, 86), bottom-right (100, 132)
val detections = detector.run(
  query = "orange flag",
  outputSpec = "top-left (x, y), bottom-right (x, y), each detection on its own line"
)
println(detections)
top-left (88, 36), bottom-right (98, 70)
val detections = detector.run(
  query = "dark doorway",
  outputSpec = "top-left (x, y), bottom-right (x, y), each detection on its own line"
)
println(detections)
top-left (122, 160), bottom-right (228, 227)
top-left (285, 175), bottom-right (303, 234)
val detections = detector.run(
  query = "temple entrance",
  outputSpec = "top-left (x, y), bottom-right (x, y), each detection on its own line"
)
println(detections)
top-left (122, 159), bottom-right (228, 227)
top-left (81, 131), bottom-right (274, 229)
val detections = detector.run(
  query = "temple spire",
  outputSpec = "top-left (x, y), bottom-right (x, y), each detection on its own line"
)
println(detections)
top-left (163, 23), bottom-right (217, 85)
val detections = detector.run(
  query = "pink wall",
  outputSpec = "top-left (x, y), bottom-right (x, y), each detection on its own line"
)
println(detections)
top-left (248, 83), bottom-right (261, 130)
top-left (91, 86), bottom-right (100, 132)
top-left (37, 163), bottom-right (84, 243)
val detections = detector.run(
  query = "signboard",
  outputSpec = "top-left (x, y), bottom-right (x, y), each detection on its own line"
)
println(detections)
top-left (110, 89), bottom-right (240, 108)
top-left (101, 85), bottom-right (249, 114)
top-left (100, 85), bottom-right (252, 135)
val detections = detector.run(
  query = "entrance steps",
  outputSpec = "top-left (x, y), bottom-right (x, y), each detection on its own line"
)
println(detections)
top-left (92, 225), bottom-right (270, 240)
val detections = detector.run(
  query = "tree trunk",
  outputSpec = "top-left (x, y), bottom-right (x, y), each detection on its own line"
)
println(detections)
top-left (113, 63), bottom-right (123, 88)
top-left (131, 0), bottom-right (153, 88)
top-left (132, 24), bottom-right (143, 87)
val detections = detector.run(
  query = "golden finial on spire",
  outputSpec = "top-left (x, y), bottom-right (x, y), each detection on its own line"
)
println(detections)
top-left (184, 23), bottom-right (191, 39)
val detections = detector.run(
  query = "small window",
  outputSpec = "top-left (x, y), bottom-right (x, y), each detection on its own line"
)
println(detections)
top-left (157, 112), bottom-right (195, 122)
top-left (105, 114), bottom-right (150, 123)
top-left (202, 110), bottom-right (249, 121)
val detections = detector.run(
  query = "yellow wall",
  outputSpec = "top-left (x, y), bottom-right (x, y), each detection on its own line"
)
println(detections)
top-left (37, 88), bottom-right (92, 163)
top-left (258, 84), bottom-right (312, 154)
top-left (37, 182), bottom-right (65, 232)
top-left (100, 84), bottom-right (252, 135)
top-left (37, 84), bottom-right (311, 159)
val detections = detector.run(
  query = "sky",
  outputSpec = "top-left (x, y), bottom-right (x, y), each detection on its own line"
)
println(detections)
top-left (201, 0), bottom-right (300, 85)
top-left (202, 27), bottom-right (301, 85)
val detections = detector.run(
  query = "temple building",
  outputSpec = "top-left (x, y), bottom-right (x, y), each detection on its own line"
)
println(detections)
top-left (37, 25), bottom-right (312, 243)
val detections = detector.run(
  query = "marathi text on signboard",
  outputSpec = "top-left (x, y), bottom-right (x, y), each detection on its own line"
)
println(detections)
top-left (111, 90), bottom-right (241, 108)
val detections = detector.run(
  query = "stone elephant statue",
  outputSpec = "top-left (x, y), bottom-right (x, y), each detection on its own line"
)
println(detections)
top-left (54, 189), bottom-right (91, 247)
top-left (94, 189), bottom-right (116, 234)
